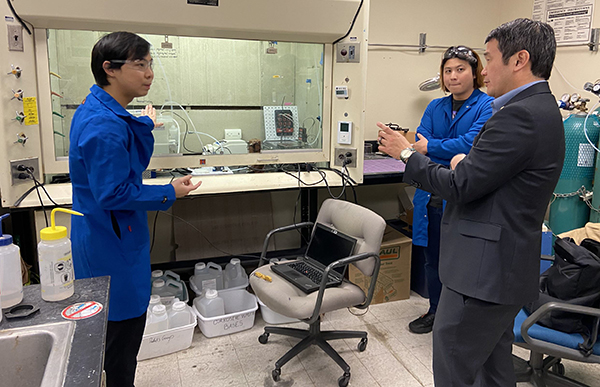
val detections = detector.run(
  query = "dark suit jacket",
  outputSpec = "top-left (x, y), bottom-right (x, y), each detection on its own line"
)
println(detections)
top-left (404, 82), bottom-right (565, 305)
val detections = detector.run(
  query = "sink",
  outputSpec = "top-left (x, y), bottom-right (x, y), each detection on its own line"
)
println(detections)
top-left (0, 321), bottom-right (75, 387)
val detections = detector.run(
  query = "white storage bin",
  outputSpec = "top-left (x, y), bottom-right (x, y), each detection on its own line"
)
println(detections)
top-left (257, 297), bottom-right (300, 324)
top-left (138, 305), bottom-right (196, 361)
top-left (192, 289), bottom-right (258, 338)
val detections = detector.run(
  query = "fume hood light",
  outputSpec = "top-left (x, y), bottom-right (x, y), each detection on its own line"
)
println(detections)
top-left (418, 74), bottom-right (440, 92)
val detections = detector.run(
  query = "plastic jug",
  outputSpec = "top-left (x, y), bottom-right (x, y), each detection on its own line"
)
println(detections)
top-left (193, 262), bottom-right (223, 292)
top-left (147, 294), bottom-right (161, 317)
top-left (163, 270), bottom-right (180, 282)
top-left (145, 304), bottom-right (169, 334)
top-left (37, 208), bottom-right (84, 302)
top-left (165, 279), bottom-right (184, 299)
top-left (163, 297), bottom-right (180, 311)
top-left (0, 213), bottom-right (23, 308)
top-left (151, 270), bottom-right (163, 283)
top-left (224, 258), bottom-right (247, 288)
top-left (152, 279), bottom-right (167, 296)
top-left (168, 301), bottom-right (191, 328)
top-left (152, 278), bottom-right (183, 299)
top-left (196, 288), bottom-right (225, 318)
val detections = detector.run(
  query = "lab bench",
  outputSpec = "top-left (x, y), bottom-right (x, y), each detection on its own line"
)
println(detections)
top-left (0, 276), bottom-right (109, 387)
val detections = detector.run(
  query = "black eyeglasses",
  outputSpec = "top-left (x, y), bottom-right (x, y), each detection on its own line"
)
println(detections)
top-left (443, 46), bottom-right (477, 65)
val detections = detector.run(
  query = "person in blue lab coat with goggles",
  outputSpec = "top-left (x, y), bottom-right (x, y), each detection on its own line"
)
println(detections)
top-left (69, 32), bottom-right (201, 387)
top-left (407, 46), bottom-right (493, 334)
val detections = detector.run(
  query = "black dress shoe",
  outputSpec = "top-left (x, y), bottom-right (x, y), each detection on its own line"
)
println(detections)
top-left (408, 313), bottom-right (435, 334)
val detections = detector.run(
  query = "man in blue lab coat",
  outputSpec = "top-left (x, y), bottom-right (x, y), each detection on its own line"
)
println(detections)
top-left (69, 32), bottom-right (201, 387)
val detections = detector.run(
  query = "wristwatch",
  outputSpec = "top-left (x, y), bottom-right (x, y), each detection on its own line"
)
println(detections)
top-left (399, 147), bottom-right (416, 163)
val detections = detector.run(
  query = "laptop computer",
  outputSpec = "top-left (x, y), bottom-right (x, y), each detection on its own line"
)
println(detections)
top-left (270, 223), bottom-right (357, 293)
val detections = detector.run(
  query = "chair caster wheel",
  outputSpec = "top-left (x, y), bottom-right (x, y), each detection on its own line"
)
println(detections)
top-left (272, 368), bottom-right (281, 382)
top-left (357, 338), bottom-right (368, 352)
top-left (338, 372), bottom-right (350, 387)
top-left (259, 333), bottom-right (269, 344)
top-left (552, 362), bottom-right (565, 375)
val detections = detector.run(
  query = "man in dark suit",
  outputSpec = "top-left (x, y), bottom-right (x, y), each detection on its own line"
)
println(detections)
top-left (378, 19), bottom-right (565, 386)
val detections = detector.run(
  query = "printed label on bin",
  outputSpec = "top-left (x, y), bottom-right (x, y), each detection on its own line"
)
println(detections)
top-left (61, 301), bottom-right (103, 320)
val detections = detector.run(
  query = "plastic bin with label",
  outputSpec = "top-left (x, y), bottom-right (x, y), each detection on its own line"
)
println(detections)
top-left (192, 289), bottom-right (257, 338)
top-left (137, 305), bottom-right (197, 360)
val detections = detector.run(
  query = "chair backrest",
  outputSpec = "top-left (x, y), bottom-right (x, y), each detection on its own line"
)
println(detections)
top-left (315, 199), bottom-right (386, 277)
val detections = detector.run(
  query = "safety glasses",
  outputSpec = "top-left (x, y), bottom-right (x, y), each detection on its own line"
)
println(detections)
top-left (443, 46), bottom-right (477, 65)
top-left (110, 58), bottom-right (154, 72)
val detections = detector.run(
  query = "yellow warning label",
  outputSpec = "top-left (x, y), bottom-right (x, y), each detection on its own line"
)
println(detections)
top-left (23, 97), bottom-right (39, 126)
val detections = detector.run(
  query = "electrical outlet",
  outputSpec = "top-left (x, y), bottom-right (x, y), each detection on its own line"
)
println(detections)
top-left (10, 157), bottom-right (40, 185)
top-left (334, 147), bottom-right (357, 168)
top-left (7, 25), bottom-right (23, 51)
top-left (224, 129), bottom-right (242, 140)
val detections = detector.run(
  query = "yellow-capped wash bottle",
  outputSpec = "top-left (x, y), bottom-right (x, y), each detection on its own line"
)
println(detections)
top-left (38, 208), bottom-right (83, 301)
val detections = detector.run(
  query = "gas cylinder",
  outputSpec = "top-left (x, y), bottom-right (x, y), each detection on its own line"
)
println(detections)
top-left (590, 110), bottom-right (600, 223)
top-left (549, 111), bottom-right (600, 234)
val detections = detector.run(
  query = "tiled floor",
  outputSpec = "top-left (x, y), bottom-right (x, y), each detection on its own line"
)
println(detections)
top-left (135, 293), bottom-right (600, 386)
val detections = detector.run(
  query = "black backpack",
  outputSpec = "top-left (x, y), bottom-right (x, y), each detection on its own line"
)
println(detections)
top-left (525, 237), bottom-right (600, 355)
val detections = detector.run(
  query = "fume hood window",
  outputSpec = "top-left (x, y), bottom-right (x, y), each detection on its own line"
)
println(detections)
top-left (47, 30), bottom-right (325, 160)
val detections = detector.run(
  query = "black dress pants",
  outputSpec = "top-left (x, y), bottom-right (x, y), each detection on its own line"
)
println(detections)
top-left (433, 286), bottom-right (522, 387)
top-left (104, 312), bottom-right (147, 387)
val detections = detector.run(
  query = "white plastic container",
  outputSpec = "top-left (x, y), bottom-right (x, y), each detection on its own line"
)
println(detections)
top-left (163, 297), bottom-right (180, 311)
top-left (257, 297), bottom-right (300, 324)
top-left (138, 305), bottom-right (196, 361)
top-left (192, 262), bottom-right (223, 292)
top-left (151, 270), bottom-right (163, 282)
top-left (168, 301), bottom-right (191, 329)
top-left (196, 288), bottom-right (225, 318)
top-left (152, 279), bottom-right (167, 296)
top-left (0, 213), bottom-right (23, 308)
top-left (163, 270), bottom-right (180, 282)
top-left (192, 289), bottom-right (258, 338)
top-left (147, 294), bottom-right (161, 316)
top-left (224, 258), bottom-right (247, 288)
top-left (145, 304), bottom-right (169, 334)
top-left (37, 208), bottom-right (83, 302)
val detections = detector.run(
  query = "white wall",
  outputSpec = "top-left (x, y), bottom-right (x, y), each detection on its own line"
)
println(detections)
top-left (500, 0), bottom-right (600, 115)
top-left (365, 0), bottom-right (502, 140)
top-left (365, 0), bottom-right (600, 139)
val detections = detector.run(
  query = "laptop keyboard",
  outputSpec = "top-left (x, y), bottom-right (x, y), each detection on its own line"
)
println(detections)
top-left (288, 261), bottom-right (324, 284)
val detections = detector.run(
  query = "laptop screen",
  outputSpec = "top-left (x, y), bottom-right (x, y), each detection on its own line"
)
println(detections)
top-left (305, 223), bottom-right (357, 275)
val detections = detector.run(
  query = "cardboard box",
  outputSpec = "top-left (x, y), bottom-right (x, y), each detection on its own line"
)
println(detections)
top-left (349, 226), bottom-right (412, 304)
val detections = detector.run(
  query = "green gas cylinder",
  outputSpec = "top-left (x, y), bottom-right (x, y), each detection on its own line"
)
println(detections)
top-left (589, 111), bottom-right (600, 223)
top-left (549, 112), bottom-right (600, 234)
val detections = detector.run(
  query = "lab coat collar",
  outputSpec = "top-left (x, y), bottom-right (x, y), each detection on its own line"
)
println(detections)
top-left (89, 84), bottom-right (135, 119)
top-left (445, 88), bottom-right (484, 124)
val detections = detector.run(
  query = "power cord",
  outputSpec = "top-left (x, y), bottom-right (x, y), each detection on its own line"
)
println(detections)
top-left (6, 0), bottom-right (32, 35)
top-left (333, 0), bottom-right (364, 44)
top-left (15, 165), bottom-right (61, 225)
top-left (154, 209), bottom-right (260, 261)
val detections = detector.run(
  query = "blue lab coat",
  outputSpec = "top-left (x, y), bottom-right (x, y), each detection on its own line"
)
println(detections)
top-left (69, 85), bottom-right (176, 321)
top-left (412, 89), bottom-right (493, 247)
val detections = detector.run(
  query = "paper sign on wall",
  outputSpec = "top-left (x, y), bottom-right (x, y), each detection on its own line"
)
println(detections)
top-left (533, 0), bottom-right (595, 45)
